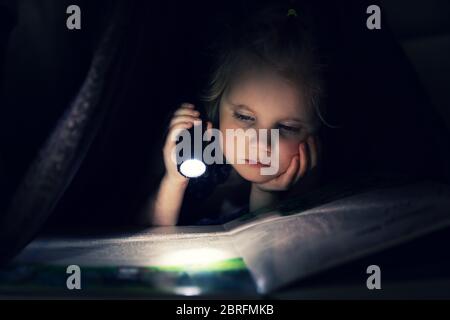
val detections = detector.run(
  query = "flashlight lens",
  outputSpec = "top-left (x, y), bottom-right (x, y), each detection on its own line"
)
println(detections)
top-left (179, 159), bottom-right (206, 178)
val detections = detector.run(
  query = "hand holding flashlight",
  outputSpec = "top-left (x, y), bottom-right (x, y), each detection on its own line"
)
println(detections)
top-left (162, 103), bottom-right (211, 185)
top-left (144, 103), bottom-right (202, 227)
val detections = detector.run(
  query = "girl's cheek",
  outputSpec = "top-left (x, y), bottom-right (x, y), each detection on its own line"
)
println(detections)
top-left (219, 120), bottom-right (241, 158)
top-left (277, 141), bottom-right (300, 172)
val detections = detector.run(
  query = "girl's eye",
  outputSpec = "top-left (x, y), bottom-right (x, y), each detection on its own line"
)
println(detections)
top-left (278, 124), bottom-right (301, 135)
top-left (233, 112), bottom-right (255, 122)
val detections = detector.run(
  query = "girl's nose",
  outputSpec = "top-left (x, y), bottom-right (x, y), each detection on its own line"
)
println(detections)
top-left (248, 129), bottom-right (271, 155)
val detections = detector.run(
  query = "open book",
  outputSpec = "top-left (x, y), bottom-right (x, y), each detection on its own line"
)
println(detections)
top-left (1, 180), bottom-right (450, 297)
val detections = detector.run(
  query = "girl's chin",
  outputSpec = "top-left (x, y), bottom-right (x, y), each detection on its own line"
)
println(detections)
top-left (232, 164), bottom-right (276, 184)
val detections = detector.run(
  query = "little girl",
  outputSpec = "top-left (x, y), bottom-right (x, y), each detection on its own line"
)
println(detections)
top-left (140, 5), bottom-right (324, 226)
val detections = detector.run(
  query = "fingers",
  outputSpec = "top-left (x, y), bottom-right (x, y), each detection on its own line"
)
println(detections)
top-left (276, 155), bottom-right (299, 189)
top-left (295, 142), bottom-right (308, 183)
top-left (307, 135), bottom-right (319, 170)
top-left (174, 104), bottom-right (199, 117)
top-left (181, 103), bottom-right (194, 109)
top-left (164, 103), bottom-right (206, 152)
top-left (164, 122), bottom-right (193, 149)
top-left (163, 121), bottom-right (194, 172)
top-left (170, 115), bottom-right (200, 127)
top-left (162, 103), bottom-right (203, 181)
top-left (170, 103), bottom-right (201, 127)
top-left (293, 135), bottom-right (320, 185)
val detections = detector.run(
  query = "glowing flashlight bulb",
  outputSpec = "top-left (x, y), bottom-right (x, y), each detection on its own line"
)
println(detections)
top-left (179, 159), bottom-right (206, 178)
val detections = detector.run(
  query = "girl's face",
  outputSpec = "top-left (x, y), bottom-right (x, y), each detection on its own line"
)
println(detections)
top-left (219, 71), bottom-right (316, 184)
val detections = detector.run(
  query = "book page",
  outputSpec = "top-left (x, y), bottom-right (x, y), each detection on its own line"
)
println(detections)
top-left (5, 225), bottom-right (259, 296)
top-left (229, 182), bottom-right (450, 294)
top-left (12, 225), bottom-right (234, 267)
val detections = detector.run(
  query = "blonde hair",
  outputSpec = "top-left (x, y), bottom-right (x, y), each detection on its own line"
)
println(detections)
top-left (202, 5), bottom-right (325, 131)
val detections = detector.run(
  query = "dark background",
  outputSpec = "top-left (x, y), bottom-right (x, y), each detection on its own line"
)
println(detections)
top-left (0, 0), bottom-right (449, 231)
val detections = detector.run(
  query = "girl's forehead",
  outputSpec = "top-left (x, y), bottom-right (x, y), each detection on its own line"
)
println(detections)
top-left (224, 72), bottom-right (313, 122)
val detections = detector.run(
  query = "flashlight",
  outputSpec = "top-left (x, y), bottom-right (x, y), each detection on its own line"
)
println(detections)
top-left (176, 120), bottom-right (207, 178)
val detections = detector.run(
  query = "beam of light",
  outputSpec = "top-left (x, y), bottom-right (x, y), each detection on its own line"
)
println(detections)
top-left (158, 248), bottom-right (230, 268)
top-left (174, 286), bottom-right (202, 296)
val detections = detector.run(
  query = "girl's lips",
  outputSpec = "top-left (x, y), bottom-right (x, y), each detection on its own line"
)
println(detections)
top-left (243, 159), bottom-right (271, 167)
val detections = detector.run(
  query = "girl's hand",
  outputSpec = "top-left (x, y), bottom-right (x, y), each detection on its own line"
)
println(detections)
top-left (162, 103), bottom-right (212, 186)
top-left (254, 135), bottom-right (320, 192)
top-left (142, 103), bottom-right (213, 227)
